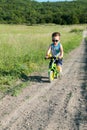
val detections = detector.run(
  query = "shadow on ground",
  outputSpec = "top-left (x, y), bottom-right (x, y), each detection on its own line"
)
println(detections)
top-left (74, 38), bottom-right (87, 129)
top-left (21, 73), bottom-right (49, 83)
top-left (28, 75), bottom-right (49, 83)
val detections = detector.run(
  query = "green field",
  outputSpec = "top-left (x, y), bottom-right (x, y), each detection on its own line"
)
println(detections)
top-left (0, 24), bottom-right (86, 96)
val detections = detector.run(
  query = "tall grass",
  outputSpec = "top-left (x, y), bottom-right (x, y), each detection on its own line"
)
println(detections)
top-left (0, 24), bottom-right (86, 95)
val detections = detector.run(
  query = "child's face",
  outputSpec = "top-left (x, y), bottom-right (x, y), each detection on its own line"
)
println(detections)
top-left (52, 36), bottom-right (60, 45)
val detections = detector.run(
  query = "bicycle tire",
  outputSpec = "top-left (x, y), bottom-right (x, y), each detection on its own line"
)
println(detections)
top-left (49, 70), bottom-right (54, 82)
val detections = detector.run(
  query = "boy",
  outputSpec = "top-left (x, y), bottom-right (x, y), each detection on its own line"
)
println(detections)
top-left (45, 32), bottom-right (63, 75)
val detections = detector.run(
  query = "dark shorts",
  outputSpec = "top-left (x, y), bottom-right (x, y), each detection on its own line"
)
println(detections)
top-left (56, 58), bottom-right (63, 66)
top-left (49, 58), bottom-right (63, 68)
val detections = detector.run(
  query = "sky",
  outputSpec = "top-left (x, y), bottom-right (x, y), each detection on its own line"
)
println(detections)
top-left (36, 0), bottom-right (73, 2)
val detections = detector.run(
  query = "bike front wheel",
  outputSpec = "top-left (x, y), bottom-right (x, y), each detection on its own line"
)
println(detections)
top-left (49, 70), bottom-right (54, 82)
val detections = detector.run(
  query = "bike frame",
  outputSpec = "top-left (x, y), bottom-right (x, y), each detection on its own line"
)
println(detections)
top-left (48, 57), bottom-right (59, 82)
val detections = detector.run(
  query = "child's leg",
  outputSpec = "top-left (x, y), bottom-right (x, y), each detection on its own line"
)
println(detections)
top-left (49, 60), bottom-right (52, 68)
top-left (57, 65), bottom-right (62, 73)
top-left (56, 58), bottom-right (63, 75)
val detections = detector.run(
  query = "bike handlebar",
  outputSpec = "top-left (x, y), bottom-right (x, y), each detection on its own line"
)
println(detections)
top-left (45, 56), bottom-right (63, 60)
top-left (45, 56), bottom-right (58, 60)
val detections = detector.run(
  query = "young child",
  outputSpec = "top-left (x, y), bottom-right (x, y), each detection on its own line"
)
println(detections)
top-left (45, 32), bottom-right (63, 74)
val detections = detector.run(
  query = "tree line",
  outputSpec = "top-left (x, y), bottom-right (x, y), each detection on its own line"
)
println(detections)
top-left (0, 0), bottom-right (87, 25)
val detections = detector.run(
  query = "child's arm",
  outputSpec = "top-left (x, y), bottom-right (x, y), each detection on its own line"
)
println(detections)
top-left (45, 45), bottom-right (51, 58)
top-left (59, 44), bottom-right (63, 59)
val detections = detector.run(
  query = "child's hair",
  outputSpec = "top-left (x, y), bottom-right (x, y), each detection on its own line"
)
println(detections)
top-left (52, 32), bottom-right (61, 37)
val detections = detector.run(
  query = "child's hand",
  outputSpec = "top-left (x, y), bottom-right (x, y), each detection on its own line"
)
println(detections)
top-left (45, 53), bottom-right (52, 59)
top-left (58, 55), bottom-right (63, 59)
top-left (58, 56), bottom-right (61, 59)
top-left (45, 55), bottom-right (49, 59)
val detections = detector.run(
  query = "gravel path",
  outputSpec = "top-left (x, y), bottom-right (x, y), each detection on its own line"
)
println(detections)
top-left (0, 31), bottom-right (87, 130)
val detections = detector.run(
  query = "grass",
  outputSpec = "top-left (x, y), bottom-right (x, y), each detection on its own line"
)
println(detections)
top-left (0, 24), bottom-right (86, 96)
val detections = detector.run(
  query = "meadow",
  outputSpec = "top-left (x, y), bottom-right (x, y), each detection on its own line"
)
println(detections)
top-left (0, 24), bottom-right (86, 96)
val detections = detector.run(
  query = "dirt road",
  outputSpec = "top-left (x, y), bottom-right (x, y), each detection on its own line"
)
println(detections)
top-left (0, 31), bottom-right (87, 130)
